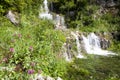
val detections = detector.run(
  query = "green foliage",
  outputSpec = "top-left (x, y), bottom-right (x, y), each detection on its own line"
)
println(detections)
top-left (51, 0), bottom-right (120, 32)
top-left (0, 0), bottom-right (120, 79)
top-left (0, 13), bottom-right (66, 79)
top-left (0, 0), bottom-right (42, 15)
top-left (109, 40), bottom-right (120, 54)
top-left (63, 56), bottom-right (120, 80)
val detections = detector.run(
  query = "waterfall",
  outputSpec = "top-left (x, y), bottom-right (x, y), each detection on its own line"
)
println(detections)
top-left (82, 33), bottom-right (115, 56)
top-left (39, 0), bottom-right (116, 60)
top-left (71, 31), bottom-right (84, 58)
top-left (62, 43), bottom-right (72, 61)
top-left (39, 0), bottom-right (66, 29)
top-left (43, 0), bottom-right (49, 13)
top-left (63, 32), bottom-right (116, 61)
top-left (88, 33), bottom-right (101, 48)
top-left (60, 16), bottom-right (65, 26)
top-left (56, 14), bottom-right (61, 24)
top-left (55, 14), bottom-right (66, 29)
top-left (39, 0), bottom-right (53, 19)
top-left (55, 15), bottom-right (65, 26)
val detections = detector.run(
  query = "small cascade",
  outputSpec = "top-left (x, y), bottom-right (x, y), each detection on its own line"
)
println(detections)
top-left (56, 14), bottom-right (61, 24)
top-left (62, 43), bottom-right (72, 61)
top-left (88, 33), bottom-right (101, 48)
top-left (43, 0), bottom-right (49, 13)
top-left (61, 16), bottom-right (65, 26)
top-left (55, 14), bottom-right (66, 29)
top-left (62, 32), bottom-right (116, 61)
top-left (71, 31), bottom-right (84, 58)
top-left (39, 0), bottom-right (53, 19)
top-left (39, 0), bottom-right (117, 61)
top-left (82, 33), bottom-right (115, 56)
top-left (39, 0), bottom-right (66, 30)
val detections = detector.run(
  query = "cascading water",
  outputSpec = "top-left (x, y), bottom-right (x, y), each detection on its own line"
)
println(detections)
top-left (44, 0), bottom-right (49, 13)
top-left (55, 14), bottom-right (66, 29)
top-left (61, 16), bottom-right (65, 26)
top-left (82, 33), bottom-right (115, 56)
top-left (39, 0), bottom-right (116, 61)
top-left (62, 43), bottom-right (72, 61)
top-left (39, 0), bottom-right (66, 29)
top-left (39, 0), bottom-right (53, 19)
top-left (56, 15), bottom-right (61, 24)
top-left (88, 33), bottom-right (101, 48)
top-left (71, 31), bottom-right (84, 58)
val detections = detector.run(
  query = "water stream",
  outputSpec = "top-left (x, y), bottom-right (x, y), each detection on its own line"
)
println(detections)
top-left (39, 0), bottom-right (66, 29)
top-left (39, 0), bottom-right (53, 19)
top-left (82, 33), bottom-right (115, 56)
top-left (39, 0), bottom-right (116, 61)
top-left (71, 31), bottom-right (84, 58)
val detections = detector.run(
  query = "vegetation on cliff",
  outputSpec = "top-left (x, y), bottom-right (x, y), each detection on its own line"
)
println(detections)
top-left (0, 0), bottom-right (120, 80)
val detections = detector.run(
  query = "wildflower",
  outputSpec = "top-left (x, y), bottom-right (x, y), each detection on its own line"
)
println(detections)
top-left (28, 69), bottom-right (34, 74)
top-left (18, 34), bottom-right (22, 38)
top-left (2, 58), bottom-right (8, 62)
top-left (10, 48), bottom-right (14, 53)
top-left (29, 46), bottom-right (33, 52)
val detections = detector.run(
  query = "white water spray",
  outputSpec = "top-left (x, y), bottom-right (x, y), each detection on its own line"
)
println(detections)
top-left (39, 0), bottom-right (116, 61)
top-left (82, 33), bottom-right (115, 56)
top-left (43, 0), bottom-right (49, 13)
top-left (62, 43), bottom-right (72, 61)
top-left (39, 0), bottom-right (66, 29)
top-left (39, 0), bottom-right (53, 19)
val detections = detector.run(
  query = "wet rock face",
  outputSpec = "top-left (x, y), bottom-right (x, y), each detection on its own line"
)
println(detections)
top-left (96, 0), bottom-right (106, 7)
top-left (62, 37), bottom-right (75, 61)
top-left (6, 10), bottom-right (19, 25)
top-left (96, 0), bottom-right (119, 7)
top-left (96, 32), bottom-right (111, 49)
top-left (92, 0), bottom-right (119, 19)
top-left (100, 38), bottom-right (110, 49)
top-left (106, 0), bottom-right (116, 7)
top-left (61, 32), bottom-right (116, 61)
